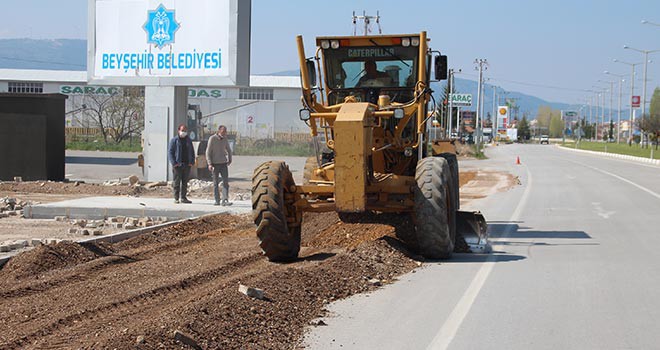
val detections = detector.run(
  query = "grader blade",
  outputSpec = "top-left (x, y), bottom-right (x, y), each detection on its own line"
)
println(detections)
top-left (456, 211), bottom-right (491, 254)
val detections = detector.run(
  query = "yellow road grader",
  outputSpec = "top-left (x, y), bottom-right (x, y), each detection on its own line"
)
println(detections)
top-left (252, 31), bottom-right (488, 261)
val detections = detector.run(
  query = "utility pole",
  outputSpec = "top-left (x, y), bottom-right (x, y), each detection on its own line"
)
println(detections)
top-left (599, 80), bottom-right (614, 140)
top-left (614, 59), bottom-right (643, 143)
top-left (623, 46), bottom-right (660, 121)
top-left (605, 71), bottom-right (625, 143)
top-left (474, 59), bottom-right (488, 151)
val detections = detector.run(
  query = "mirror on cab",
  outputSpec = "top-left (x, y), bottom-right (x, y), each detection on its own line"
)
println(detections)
top-left (306, 59), bottom-right (317, 87)
top-left (434, 55), bottom-right (448, 81)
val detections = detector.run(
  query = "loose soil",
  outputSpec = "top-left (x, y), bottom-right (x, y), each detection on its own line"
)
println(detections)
top-left (0, 214), bottom-right (418, 349)
top-left (0, 168), bottom-right (510, 349)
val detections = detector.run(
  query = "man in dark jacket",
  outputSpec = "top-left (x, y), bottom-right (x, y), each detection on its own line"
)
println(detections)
top-left (168, 124), bottom-right (195, 204)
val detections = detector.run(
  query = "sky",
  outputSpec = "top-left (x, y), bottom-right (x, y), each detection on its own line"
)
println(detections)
top-left (0, 0), bottom-right (659, 104)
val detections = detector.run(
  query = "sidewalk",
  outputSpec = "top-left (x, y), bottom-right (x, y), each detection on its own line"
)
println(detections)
top-left (25, 196), bottom-right (251, 220)
top-left (558, 145), bottom-right (660, 166)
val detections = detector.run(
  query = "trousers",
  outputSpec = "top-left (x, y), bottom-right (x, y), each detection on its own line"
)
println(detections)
top-left (212, 163), bottom-right (230, 203)
top-left (173, 165), bottom-right (191, 200)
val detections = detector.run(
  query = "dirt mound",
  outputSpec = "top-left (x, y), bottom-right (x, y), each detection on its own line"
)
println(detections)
top-left (0, 241), bottom-right (114, 280)
top-left (115, 213), bottom-right (248, 250)
top-left (0, 181), bottom-right (172, 198)
top-left (95, 239), bottom-right (418, 350)
top-left (304, 212), bottom-right (416, 250)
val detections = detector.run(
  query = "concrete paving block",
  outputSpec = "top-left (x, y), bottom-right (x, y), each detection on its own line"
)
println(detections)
top-left (124, 224), bottom-right (136, 230)
top-left (126, 218), bottom-right (139, 225)
top-left (68, 228), bottom-right (78, 234)
top-left (54, 216), bottom-right (67, 221)
top-left (9, 240), bottom-right (28, 250)
top-left (31, 239), bottom-right (43, 247)
top-left (85, 222), bottom-right (100, 229)
top-left (0, 244), bottom-right (10, 252)
top-left (74, 219), bottom-right (87, 227)
top-left (80, 229), bottom-right (90, 236)
top-left (7, 211), bottom-right (18, 216)
top-left (238, 284), bottom-right (265, 300)
top-left (92, 230), bottom-right (103, 236)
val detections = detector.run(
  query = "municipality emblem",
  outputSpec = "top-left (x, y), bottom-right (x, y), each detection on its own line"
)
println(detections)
top-left (143, 4), bottom-right (180, 48)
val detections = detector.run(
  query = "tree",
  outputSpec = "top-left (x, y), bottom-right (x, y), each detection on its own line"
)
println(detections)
top-left (638, 87), bottom-right (660, 149)
top-left (536, 105), bottom-right (552, 128)
top-left (517, 116), bottom-right (531, 140)
top-left (549, 114), bottom-right (563, 138)
top-left (77, 87), bottom-right (145, 144)
top-left (580, 117), bottom-right (594, 139)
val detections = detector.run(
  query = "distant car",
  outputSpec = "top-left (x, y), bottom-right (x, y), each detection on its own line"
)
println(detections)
top-left (540, 135), bottom-right (549, 144)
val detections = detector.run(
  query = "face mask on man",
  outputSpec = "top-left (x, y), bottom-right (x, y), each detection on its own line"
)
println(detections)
top-left (179, 131), bottom-right (188, 138)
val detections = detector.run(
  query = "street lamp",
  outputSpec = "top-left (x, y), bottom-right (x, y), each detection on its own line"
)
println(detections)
top-left (604, 71), bottom-right (625, 143)
top-left (598, 79), bottom-right (615, 141)
top-left (641, 19), bottom-right (660, 27)
top-left (622, 45), bottom-right (660, 120)
top-left (613, 59), bottom-right (643, 143)
top-left (592, 86), bottom-right (608, 141)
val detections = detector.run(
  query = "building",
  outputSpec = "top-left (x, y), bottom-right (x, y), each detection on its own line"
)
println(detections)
top-left (0, 69), bottom-right (305, 139)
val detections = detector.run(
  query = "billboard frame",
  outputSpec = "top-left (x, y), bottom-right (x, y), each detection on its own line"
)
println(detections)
top-left (87, 0), bottom-right (251, 87)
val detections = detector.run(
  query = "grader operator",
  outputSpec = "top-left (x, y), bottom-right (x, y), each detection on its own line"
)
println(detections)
top-left (252, 32), bottom-right (488, 261)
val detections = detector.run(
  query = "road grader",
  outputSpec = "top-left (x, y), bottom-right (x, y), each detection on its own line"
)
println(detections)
top-left (252, 31), bottom-right (488, 261)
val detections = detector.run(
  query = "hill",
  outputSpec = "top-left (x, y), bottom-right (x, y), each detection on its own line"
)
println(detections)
top-left (0, 39), bottom-right (86, 70)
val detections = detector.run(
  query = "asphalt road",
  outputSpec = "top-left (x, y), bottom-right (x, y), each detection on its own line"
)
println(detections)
top-left (304, 144), bottom-right (660, 350)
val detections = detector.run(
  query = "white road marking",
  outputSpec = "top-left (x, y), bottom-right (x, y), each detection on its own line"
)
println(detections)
top-left (591, 202), bottom-right (615, 219)
top-left (426, 166), bottom-right (534, 350)
top-left (569, 161), bottom-right (660, 201)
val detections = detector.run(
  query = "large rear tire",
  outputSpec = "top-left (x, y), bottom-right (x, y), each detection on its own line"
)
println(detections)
top-left (414, 157), bottom-right (455, 259)
top-left (252, 161), bottom-right (301, 261)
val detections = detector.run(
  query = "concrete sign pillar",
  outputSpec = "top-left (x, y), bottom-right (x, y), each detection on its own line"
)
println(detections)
top-left (144, 86), bottom-right (188, 182)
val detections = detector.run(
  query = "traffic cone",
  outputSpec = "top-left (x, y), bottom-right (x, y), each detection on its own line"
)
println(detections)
top-left (516, 156), bottom-right (521, 165)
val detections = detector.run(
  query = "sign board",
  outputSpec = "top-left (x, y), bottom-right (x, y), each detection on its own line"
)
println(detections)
top-left (450, 93), bottom-right (472, 107)
top-left (188, 88), bottom-right (226, 99)
top-left (60, 85), bottom-right (121, 95)
top-left (562, 110), bottom-right (579, 125)
top-left (497, 105), bottom-right (509, 131)
top-left (632, 95), bottom-right (641, 108)
top-left (87, 0), bottom-right (251, 86)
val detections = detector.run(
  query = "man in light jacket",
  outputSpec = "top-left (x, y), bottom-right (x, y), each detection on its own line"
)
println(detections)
top-left (206, 125), bottom-right (233, 206)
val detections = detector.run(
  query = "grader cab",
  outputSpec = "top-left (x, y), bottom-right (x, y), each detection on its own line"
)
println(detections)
top-left (252, 32), bottom-right (488, 261)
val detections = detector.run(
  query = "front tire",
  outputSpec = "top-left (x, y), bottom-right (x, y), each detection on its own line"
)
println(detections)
top-left (252, 161), bottom-right (301, 261)
top-left (414, 157), bottom-right (455, 259)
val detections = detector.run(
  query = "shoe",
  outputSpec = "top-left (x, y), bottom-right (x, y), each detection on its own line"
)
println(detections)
top-left (174, 199), bottom-right (180, 204)
top-left (222, 200), bottom-right (233, 206)
top-left (214, 201), bottom-right (221, 206)
top-left (181, 198), bottom-right (192, 204)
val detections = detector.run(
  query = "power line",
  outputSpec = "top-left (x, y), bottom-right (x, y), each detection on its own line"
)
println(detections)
top-left (0, 55), bottom-right (85, 68)
top-left (456, 71), bottom-right (590, 92)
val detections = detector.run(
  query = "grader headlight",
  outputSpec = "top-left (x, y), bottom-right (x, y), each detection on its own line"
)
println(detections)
top-left (320, 40), bottom-right (330, 49)
top-left (411, 37), bottom-right (420, 46)
top-left (394, 108), bottom-right (405, 119)
top-left (330, 40), bottom-right (340, 49)
top-left (401, 37), bottom-right (411, 47)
